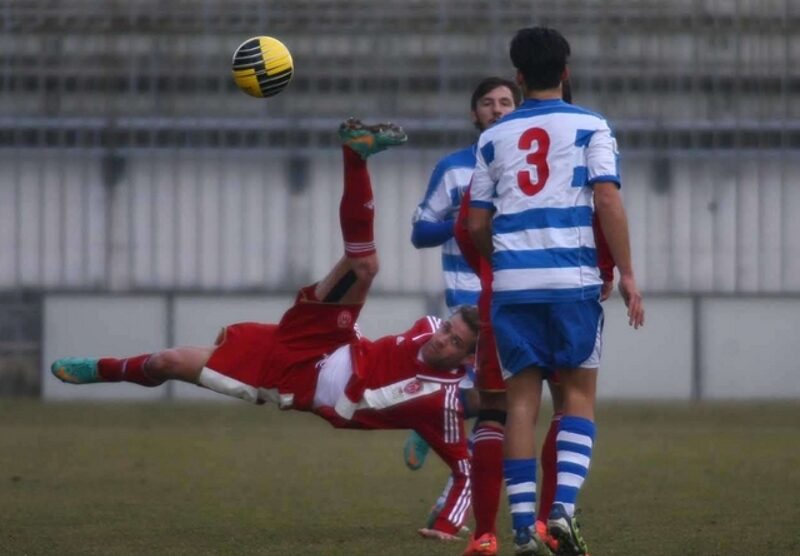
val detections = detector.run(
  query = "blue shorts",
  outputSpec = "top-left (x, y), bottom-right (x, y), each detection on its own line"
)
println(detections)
top-left (492, 300), bottom-right (604, 378)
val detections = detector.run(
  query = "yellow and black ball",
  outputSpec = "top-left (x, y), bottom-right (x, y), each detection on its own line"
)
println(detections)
top-left (232, 36), bottom-right (294, 98)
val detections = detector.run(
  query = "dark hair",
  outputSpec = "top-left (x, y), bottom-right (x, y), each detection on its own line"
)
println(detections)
top-left (454, 305), bottom-right (480, 352)
top-left (510, 27), bottom-right (571, 91)
top-left (470, 76), bottom-right (522, 111)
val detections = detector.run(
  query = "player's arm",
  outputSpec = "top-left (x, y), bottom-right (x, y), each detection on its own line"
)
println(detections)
top-left (588, 123), bottom-right (644, 327)
top-left (594, 183), bottom-right (643, 327)
top-left (415, 422), bottom-right (471, 538)
top-left (411, 220), bottom-right (454, 248)
top-left (592, 212), bottom-right (615, 301)
top-left (411, 159), bottom-right (456, 248)
top-left (593, 184), bottom-right (630, 276)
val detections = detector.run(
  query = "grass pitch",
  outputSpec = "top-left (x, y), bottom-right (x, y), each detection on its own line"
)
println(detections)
top-left (1, 400), bottom-right (798, 555)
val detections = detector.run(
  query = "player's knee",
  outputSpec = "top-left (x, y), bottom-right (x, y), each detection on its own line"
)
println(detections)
top-left (351, 255), bottom-right (379, 282)
top-left (146, 350), bottom-right (183, 377)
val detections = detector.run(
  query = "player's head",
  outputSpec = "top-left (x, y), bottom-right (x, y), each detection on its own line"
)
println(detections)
top-left (470, 77), bottom-right (522, 132)
top-left (420, 305), bottom-right (479, 370)
top-left (510, 27), bottom-right (571, 94)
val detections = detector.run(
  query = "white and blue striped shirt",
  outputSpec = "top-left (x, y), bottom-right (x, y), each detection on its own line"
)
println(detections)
top-left (413, 146), bottom-right (481, 309)
top-left (470, 98), bottom-right (620, 304)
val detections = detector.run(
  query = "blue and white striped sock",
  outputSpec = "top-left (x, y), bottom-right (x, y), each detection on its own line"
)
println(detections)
top-left (554, 415), bottom-right (596, 517)
top-left (504, 458), bottom-right (537, 531)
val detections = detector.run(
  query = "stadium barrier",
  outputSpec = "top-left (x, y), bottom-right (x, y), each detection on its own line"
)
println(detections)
top-left (42, 292), bottom-right (800, 401)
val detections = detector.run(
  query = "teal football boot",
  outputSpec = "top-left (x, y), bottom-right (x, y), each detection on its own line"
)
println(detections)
top-left (51, 357), bottom-right (102, 384)
top-left (338, 117), bottom-right (407, 159)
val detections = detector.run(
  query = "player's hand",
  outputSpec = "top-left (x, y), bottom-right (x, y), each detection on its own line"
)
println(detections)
top-left (417, 528), bottom-right (461, 541)
top-left (600, 279), bottom-right (614, 302)
top-left (618, 273), bottom-right (644, 329)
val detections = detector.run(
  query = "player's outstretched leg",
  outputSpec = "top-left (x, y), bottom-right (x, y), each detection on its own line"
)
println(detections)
top-left (338, 117), bottom-right (407, 159)
top-left (52, 348), bottom-right (210, 388)
top-left (52, 353), bottom-right (164, 387)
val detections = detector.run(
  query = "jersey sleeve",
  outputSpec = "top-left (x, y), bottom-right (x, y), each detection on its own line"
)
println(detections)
top-left (414, 384), bottom-right (471, 535)
top-left (410, 219), bottom-right (454, 248)
top-left (413, 159), bottom-right (457, 224)
top-left (469, 136), bottom-right (496, 208)
top-left (586, 121), bottom-right (621, 187)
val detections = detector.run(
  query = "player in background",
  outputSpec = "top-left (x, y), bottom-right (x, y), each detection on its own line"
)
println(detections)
top-left (411, 76), bottom-right (522, 311)
top-left (469, 28), bottom-right (644, 556)
top-left (457, 79), bottom-right (615, 556)
top-left (403, 77), bottom-right (521, 533)
top-left (404, 76), bottom-right (521, 469)
top-left (51, 119), bottom-right (477, 541)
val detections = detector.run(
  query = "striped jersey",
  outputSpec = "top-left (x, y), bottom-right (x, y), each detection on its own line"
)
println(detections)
top-left (470, 98), bottom-right (621, 304)
top-left (413, 146), bottom-right (481, 309)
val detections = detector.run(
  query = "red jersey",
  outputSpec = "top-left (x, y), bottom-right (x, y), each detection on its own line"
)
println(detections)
top-left (340, 315), bottom-right (464, 410)
top-left (202, 291), bottom-right (471, 535)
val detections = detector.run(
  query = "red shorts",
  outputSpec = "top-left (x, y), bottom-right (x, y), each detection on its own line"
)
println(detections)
top-left (205, 321), bottom-right (279, 392)
top-left (205, 285), bottom-right (364, 410)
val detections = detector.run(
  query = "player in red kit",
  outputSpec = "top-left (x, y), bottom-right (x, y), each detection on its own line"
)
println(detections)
top-left (51, 118), bottom-right (478, 540)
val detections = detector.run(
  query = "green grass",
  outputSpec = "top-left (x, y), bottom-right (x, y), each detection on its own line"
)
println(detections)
top-left (1, 401), bottom-right (798, 555)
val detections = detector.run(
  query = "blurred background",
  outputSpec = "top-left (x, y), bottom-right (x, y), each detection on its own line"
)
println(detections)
top-left (1, 0), bottom-right (799, 401)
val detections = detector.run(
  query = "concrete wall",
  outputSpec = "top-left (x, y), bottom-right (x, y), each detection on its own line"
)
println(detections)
top-left (42, 293), bottom-right (800, 401)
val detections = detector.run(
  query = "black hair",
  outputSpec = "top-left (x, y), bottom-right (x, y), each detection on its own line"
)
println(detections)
top-left (509, 27), bottom-right (571, 91)
top-left (454, 305), bottom-right (480, 352)
top-left (470, 76), bottom-right (522, 112)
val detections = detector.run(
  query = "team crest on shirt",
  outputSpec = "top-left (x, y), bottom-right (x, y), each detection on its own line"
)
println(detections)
top-left (337, 310), bottom-right (353, 329)
top-left (403, 380), bottom-right (423, 395)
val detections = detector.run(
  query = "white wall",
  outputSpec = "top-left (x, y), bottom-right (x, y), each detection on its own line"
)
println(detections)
top-left (600, 296), bottom-right (694, 399)
top-left (6, 152), bottom-right (800, 294)
top-left (42, 293), bottom-right (800, 401)
top-left (43, 295), bottom-right (168, 401)
top-left (700, 297), bottom-right (800, 399)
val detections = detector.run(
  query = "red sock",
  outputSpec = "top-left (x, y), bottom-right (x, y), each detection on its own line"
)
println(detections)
top-left (538, 413), bottom-right (561, 523)
top-left (98, 354), bottom-right (163, 387)
top-left (340, 146), bottom-right (375, 258)
top-left (471, 423), bottom-right (504, 537)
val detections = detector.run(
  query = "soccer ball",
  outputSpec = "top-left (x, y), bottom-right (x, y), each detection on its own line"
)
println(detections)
top-left (231, 36), bottom-right (294, 98)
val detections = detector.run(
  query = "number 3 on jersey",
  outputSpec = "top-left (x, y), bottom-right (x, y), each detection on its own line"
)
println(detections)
top-left (517, 127), bottom-right (550, 196)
